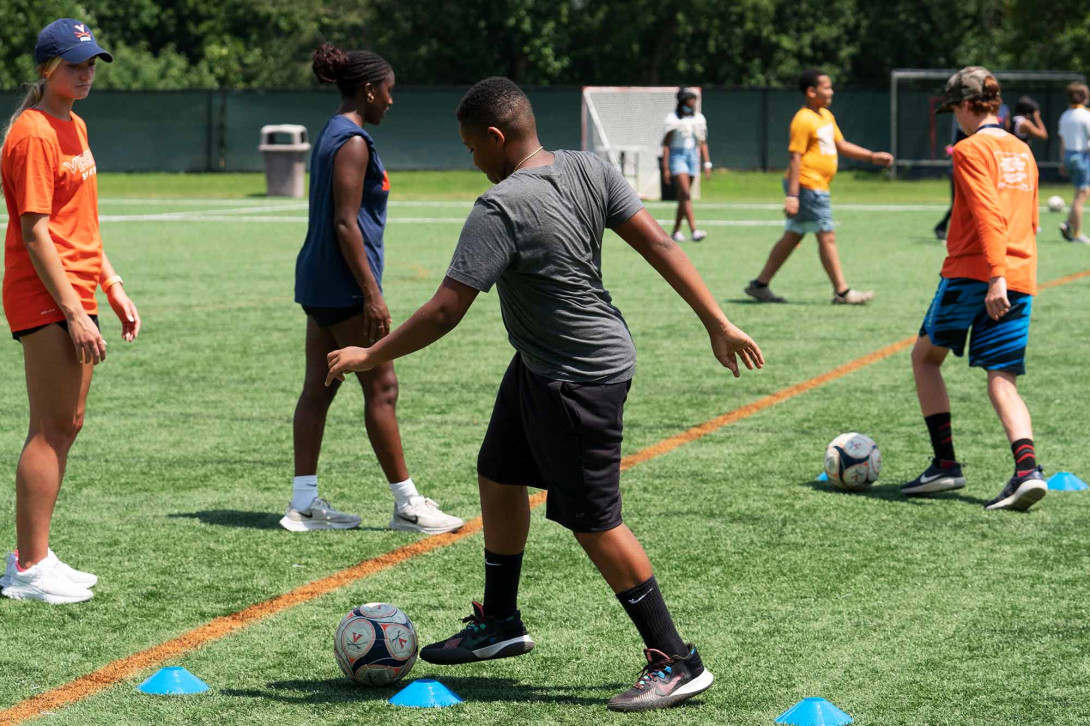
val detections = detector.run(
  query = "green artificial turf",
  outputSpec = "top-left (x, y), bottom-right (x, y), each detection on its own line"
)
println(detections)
top-left (1, 181), bottom-right (1088, 725)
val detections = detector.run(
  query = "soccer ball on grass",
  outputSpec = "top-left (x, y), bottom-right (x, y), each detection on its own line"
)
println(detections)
top-left (334, 602), bottom-right (418, 686)
top-left (1048, 195), bottom-right (1066, 213)
top-left (823, 433), bottom-right (882, 491)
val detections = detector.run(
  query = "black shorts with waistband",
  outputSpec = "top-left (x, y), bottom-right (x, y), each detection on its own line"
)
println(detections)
top-left (477, 353), bottom-right (631, 533)
top-left (11, 315), bottom-right (99, 341)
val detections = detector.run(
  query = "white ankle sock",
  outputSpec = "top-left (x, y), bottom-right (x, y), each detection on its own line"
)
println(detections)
top-left (291, 475), bottom-right (319, 511)
top-left (389, 477), bottom-right (419, 509)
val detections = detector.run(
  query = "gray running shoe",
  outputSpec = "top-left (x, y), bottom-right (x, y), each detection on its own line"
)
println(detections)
top-left (279, 497), bottom-right (361, 532)
top-left (744, 280), bottom-right (786, 303)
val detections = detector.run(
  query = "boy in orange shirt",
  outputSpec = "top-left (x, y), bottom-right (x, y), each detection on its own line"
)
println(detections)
top-left (901, 67), bottom-right (1045, 511)
top-left (745, 69), bottom-right (893, 305)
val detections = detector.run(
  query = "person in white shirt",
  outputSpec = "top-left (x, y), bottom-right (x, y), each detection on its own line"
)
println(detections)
top-left (1058, 82), bottom-right (1090, 244)
top-left (661, 88), bottom-right (711, 242)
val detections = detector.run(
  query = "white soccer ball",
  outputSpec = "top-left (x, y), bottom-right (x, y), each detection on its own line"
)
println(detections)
top-left (824, 432), bottom-right (882, 491)
top-left (1048, 195), bottom-right (1066, 213)
top-left (334, 602), bottom-right (418, 686)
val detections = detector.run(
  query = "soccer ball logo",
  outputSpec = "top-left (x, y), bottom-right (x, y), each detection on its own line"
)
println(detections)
top-left (334, 602), bottom-right (418, 686)
top-left (824, 432), bottom-right (882, 491)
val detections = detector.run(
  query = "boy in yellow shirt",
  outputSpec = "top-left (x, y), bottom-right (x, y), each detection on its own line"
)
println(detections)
top-left (745, 69), bottom-right (893, 304)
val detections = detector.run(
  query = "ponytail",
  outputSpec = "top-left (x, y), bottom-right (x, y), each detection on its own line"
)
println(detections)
top-left (312, 43), bottom-right (392, 98)
top-left (2, 58), bottom-right (62, 147)
top-left (967, 75), bottom-right (1002, 115)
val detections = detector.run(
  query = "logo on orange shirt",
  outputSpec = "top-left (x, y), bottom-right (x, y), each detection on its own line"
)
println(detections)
top-left (994, 150), bottom-right (1032, 191)
top-left (62, 149), bottom-right (97, 180)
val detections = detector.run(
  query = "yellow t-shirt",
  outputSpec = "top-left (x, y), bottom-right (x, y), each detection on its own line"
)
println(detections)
top-left (787, 107), bottom-right (844, 191)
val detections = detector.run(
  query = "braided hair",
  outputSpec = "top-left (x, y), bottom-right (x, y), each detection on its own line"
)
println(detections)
top-left (312, 43), bottom-right (392, 98)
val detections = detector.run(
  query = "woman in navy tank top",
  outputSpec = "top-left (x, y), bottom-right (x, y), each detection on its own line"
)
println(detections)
top-left (285, 44), bottom-right (463, 535)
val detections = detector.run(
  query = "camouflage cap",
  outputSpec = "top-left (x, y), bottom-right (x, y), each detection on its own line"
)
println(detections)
top-left (936, 66), bottom-right (993, 114)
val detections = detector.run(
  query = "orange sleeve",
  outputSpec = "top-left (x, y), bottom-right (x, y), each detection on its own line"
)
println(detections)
top-left (9, 136), bottom-right (56, 217)
top-left (953, 144), bottom-right (1008, 279)
top-left (833, 119), bottom-right (845, 143)
top-left (788, 114), bottom-right (810, 156)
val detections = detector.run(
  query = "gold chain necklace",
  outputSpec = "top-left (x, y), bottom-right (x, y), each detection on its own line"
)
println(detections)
top-left (511, 145), bottom-right (545, 174)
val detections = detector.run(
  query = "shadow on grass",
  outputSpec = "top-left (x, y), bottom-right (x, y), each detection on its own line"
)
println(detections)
top-left (802, 480), bottom-right (989, 506)
top-left (219, 675), bottom-right (656, 707)
top-left (168, 510), bottom-right (388, 531)
top-left (722, 298), bottom-right (811, 306)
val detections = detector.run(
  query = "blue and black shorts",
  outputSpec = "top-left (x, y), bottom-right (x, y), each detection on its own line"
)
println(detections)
top-left (919, 277), bottom-right (1033, 375)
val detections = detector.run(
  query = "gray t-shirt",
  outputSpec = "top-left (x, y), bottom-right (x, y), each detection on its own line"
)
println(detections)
top-left (447, 150), bottom-right (644, 383)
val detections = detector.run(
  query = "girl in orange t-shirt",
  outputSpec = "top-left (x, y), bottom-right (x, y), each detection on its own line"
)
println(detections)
top-left (903, 67), bottom-right (1045, 513)
top-left (0, 19), bottom-right (140, 605)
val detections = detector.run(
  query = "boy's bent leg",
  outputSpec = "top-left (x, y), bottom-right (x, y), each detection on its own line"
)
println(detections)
top-left (903, 334), bottom-right (966, 495)
top-left (987, 370), bottom-right (1032, 444)
top-left (815, 229), bottom-right (849, 293)
top-left (984, 371), bottom-right (1046, 511)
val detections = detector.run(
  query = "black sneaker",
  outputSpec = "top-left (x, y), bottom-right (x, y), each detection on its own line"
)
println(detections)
top-left (419, 601), bottom-right (535, 665)
top-left (1060, 222), bottom-right (1073, 242)
top-left (744, 280), bottom-right (787, 303)
top-left (984, 466), bottom-right (1047, 511)
top-left (606, 645), bottom-right (714, 712)
top-left (901, 458), bottom-right (966, 495)
top-left (934, 225), bottom-right (947, 241)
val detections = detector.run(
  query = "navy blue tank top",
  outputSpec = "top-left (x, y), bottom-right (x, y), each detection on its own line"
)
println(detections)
top-left (295, 115), bottom-right (389, 307)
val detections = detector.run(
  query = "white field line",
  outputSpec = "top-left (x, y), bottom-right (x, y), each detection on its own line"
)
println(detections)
top-left (85, 214), bottom-right (787, 226)
top-left (98, 197), bottom-right (952, 212)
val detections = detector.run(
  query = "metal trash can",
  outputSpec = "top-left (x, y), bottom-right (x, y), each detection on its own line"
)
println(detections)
top-left (259, 124), bottom-right (310, 198)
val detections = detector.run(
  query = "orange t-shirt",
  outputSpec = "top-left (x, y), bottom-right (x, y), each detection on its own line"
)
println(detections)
top-left (943, 127), bottom-right (1038, 295)
top-left (2, 108), bottom-right (103, 333)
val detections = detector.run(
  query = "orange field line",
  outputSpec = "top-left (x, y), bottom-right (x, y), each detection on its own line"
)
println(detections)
top-left (3, 268), bottom-right (1087, 725)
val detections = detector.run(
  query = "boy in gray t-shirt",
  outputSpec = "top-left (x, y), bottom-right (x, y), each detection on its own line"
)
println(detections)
top-left (326, 77), bottom-right (763, 712)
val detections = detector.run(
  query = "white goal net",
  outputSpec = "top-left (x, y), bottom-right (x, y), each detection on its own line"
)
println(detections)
top-left (581, 86), bottom-right (701, 201)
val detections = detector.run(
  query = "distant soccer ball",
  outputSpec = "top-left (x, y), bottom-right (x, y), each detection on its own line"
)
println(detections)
top-left (334, 602), bottom-right (418, 686)
top-left (1048, 195), bottom-right (1066, 213)
top-left (824, 433), bottom-right (881, 491)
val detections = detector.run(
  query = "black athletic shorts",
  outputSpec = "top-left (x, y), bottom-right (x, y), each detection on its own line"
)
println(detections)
top-left (11, 315), bottom-right (99, 341)
top-left (477, 353), bottom-right (631, 533)
top-left (302, 304), bottom-right (363, 328)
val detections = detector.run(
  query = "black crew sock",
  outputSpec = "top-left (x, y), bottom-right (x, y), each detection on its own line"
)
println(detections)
top-left (1011, 438), bottom-right (1037, 476)
top-left (616, 576), bottom-right (687, 657)
top-left (483, 549), bottom-right (523, 619)
top-left (750, 279), bottom-right (768, 288)
top-left (836, 287), bottom-right (851, 297)
top-left (924, 412), bottom-right (956, 463)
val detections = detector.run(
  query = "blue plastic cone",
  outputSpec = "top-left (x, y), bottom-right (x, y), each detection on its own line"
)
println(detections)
top-left (1047, 472), bottom-right (1088, 491)
top-left (137, 667), bottom-right (210, 695)
top-left (775, 697), bottom-right (853, 726)
top-left (816, 472), bottom-right (829, 481)
top-left (388, 678), bottom-right (463, 708)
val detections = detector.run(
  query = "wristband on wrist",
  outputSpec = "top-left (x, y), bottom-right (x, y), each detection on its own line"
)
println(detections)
top-left (103, 275), bottom-right (123, 291)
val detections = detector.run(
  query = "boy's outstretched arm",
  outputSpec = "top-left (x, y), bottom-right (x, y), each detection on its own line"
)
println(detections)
top-left (835, 138), bottom-right (894, 167)
top-left (613, 209), bottom-right (764, 377)
top-left (326, 276), bottom-right (479, 385)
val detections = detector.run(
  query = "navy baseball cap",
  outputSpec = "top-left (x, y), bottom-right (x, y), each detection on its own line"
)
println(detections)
top-left (35, 19), bottom-right (113, 66)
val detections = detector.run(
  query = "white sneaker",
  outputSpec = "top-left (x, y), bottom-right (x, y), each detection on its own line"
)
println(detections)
top-left (1072, 235), bottom-right (1090, 245)
top-left (1, 558), bottom-right (93, 604)
top-left (279, 497), bottom-right (362, 532)
top-left (45, 550), bottom-right (98, 588)
top-left (671, 231), bottom-right (687, 243)
top-left (2, 550), bottom-right (97, 588)
top-left (390, 496), bottom-right (465, 535)
top-left (691, 229), bottom-right (707, 242)
top-left (832, 288), bottom-right (876, 305)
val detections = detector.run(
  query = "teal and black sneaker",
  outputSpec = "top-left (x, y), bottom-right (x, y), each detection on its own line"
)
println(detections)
top-left (419, 601), bottom-right (535, 665)
top-left (607, 645), bottom-right (714, 712)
